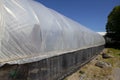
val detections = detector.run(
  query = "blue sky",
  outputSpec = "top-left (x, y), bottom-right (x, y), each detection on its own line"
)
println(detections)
top-left (35, 0), bottom-right (120, 32)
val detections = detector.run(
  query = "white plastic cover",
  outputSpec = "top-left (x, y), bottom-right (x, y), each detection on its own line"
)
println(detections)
top-left (0, 0), bottom-right (105, 66)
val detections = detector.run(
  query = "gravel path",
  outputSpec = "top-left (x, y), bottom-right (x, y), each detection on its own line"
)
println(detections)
top-left (113, 68), bottom-right (120, 80)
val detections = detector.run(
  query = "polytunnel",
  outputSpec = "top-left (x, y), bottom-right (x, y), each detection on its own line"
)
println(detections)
top-left (0, 0), bottom-right (105, 80)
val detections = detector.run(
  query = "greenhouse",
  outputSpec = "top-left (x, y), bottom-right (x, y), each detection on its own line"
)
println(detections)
top-left (0, 0), bottom-right (105, 80)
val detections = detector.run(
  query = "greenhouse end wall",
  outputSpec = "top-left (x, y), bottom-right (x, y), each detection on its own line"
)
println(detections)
top-left (0, 45), bottom-right (104, 80)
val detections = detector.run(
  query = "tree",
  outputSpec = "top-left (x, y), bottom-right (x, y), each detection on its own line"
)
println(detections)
top-left (106, 5), bottom-right (120, 42)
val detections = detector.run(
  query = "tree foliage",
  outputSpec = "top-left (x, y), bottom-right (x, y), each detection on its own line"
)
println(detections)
top-left (106, 5), bottom-right (120, 41)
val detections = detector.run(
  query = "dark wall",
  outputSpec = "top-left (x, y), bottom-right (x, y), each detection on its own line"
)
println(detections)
top-left (0, 45), bottom-right (104, 80)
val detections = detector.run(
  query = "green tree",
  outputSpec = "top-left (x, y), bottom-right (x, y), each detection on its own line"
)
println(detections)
top-left (106, 5), bottom-right (120, 42)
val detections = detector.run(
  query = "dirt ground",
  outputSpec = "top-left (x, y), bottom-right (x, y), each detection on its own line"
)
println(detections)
top-left (65, 48), bottom-right (120, 80)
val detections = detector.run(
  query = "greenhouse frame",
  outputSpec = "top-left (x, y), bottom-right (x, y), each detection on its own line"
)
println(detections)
top-left (0, 0), bottom-right (105, 80)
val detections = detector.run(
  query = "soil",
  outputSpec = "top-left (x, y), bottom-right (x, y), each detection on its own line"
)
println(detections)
top-left (65, 48), bottom-right (120, 80)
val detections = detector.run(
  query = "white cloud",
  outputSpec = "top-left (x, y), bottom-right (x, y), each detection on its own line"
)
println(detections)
top-left (97, 32), bottom-right (106, 36)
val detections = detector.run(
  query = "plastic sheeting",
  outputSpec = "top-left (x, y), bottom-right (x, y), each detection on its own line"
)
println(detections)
top-left (0, 0), bottom-right (105, 66)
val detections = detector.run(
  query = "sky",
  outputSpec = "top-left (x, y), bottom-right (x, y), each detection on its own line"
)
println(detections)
top-left (35, 0), bottom-right (120, 32)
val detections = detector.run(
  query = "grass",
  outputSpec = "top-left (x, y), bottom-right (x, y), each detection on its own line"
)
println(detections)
top-left (102, 48), bottom-right (120, 68)
top-left (64, 78), bottom-right (68, 80)
top-left (79, 62), bottom-right (113, 80)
